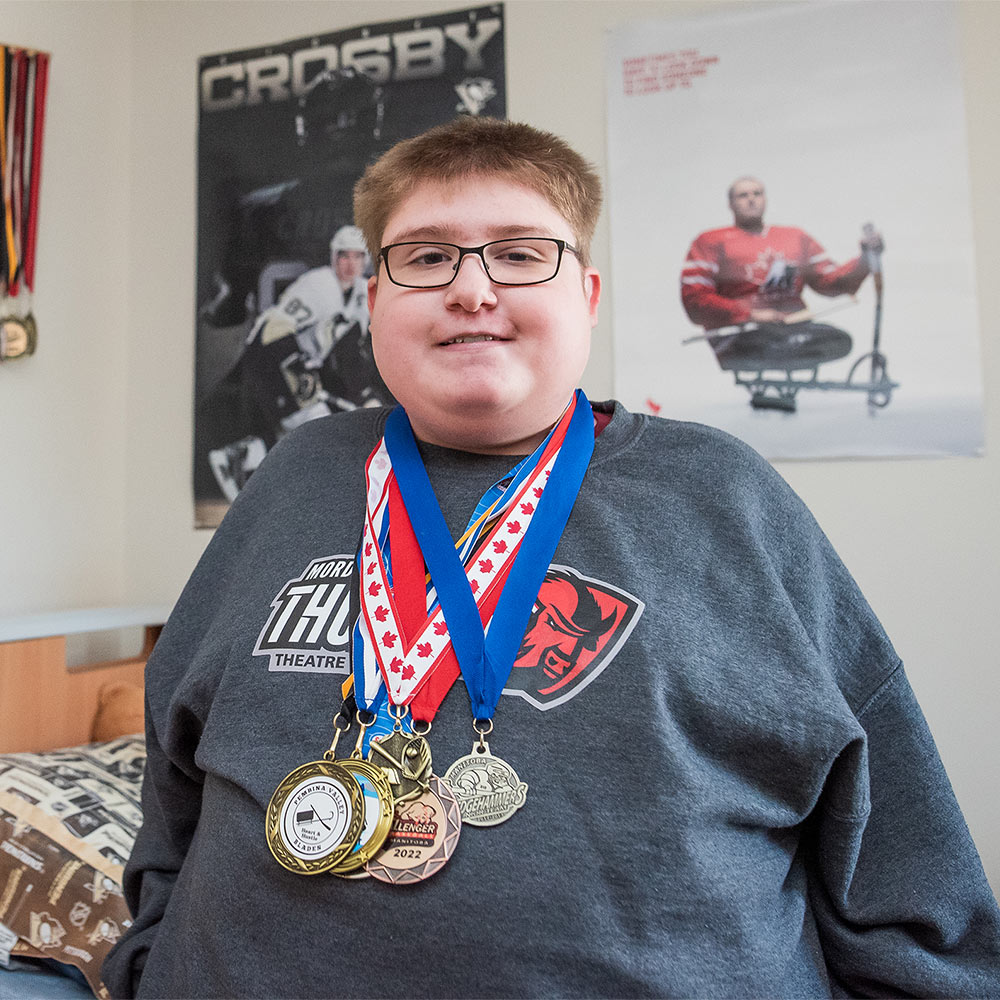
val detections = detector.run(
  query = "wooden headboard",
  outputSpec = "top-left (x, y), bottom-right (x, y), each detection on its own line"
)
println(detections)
top-left (0, 606), bottom-right (169, 754)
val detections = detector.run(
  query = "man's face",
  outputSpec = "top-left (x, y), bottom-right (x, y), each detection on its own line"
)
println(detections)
top-left (368, 176), bottom-right (600, 454)
top-left (729, 178), bottom-right (766, 229)
top-left (333, 249), bottom-right (366, 285)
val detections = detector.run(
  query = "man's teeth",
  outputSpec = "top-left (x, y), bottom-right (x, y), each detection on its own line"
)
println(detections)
top-left (443, 334), bottom-right (497, 345)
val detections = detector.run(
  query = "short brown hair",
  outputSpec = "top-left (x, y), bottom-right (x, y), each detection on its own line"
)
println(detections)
top-left (353, 117), bottom-right (603, 265)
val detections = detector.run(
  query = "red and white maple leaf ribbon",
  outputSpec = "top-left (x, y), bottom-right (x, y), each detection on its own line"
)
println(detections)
top-left (358, 439), bottom-right (557, 707)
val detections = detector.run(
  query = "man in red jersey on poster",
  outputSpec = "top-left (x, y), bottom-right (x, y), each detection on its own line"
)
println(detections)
top-left (681, 176), bottom-right (883, 397)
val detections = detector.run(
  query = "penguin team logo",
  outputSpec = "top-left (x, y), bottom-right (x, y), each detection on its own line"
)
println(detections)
top-left (254, 555), bottom-right (355, 673)
top-left (505, 566), bottom-right (644, 710)
top-left (256, 557), bottom-right (644, 700)
top-left (454, 76), bottom-right (497, 115)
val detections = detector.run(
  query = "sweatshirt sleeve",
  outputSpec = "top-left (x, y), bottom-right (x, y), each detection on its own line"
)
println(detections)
top-left (724, 439), bottom-right (1000, 996)
top-left (810, 664), bottom-right (1000, 997)
top-left (99, 688), bottom-right (206, 998)
top-left (99, 496), bottom-right (258, 998)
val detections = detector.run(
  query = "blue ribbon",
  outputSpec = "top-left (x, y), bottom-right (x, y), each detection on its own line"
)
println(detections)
top-left (383, 390), bottom-right (594, 720)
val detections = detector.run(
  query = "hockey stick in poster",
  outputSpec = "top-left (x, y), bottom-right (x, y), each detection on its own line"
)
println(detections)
top-left (847, 222), bottom-right (890, 410)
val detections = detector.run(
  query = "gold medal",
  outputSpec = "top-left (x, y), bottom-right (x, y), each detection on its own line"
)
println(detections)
top-left (365, 774), bottom-right (462, 885)
top-left (331, 722), bottom-right (396, 876)
top-left (367, 728), bottom-right (433, 804)
top-left (443, 734), bottom-right (528, 828)
top-left (266, 758), bottom-right (364, 875)
top-left (0, 314), bottom-right (36, 361)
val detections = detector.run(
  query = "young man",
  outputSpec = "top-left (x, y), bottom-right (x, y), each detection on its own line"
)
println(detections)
top-left (104, 119), bottom-right (999, 999)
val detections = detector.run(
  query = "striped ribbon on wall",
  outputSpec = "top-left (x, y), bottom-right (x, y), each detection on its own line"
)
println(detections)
top-left (0, 44), bottom-right (49, 362)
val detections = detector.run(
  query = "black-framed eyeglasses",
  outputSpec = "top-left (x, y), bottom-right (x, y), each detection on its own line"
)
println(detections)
top-left (377, 237), bottom-right (580, 288)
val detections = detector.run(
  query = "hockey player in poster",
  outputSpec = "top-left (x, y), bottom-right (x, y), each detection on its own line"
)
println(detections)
top-left (680, 176), bottom-right (884, 384)
top-left (198, 224), bottom-right (392, 502)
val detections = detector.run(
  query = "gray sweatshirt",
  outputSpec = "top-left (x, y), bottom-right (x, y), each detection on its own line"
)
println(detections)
top-left (103, 401), bottom-right (1000, 998)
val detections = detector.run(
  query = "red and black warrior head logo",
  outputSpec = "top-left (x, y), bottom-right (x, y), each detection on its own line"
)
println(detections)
top-left (503, 566), bottom-right (644, 711)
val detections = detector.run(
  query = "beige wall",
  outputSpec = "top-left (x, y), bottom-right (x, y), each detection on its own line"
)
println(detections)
top-left (1, 0), bottom-right (997, 893)
top-left (0, 1), bottom-right (133, 611)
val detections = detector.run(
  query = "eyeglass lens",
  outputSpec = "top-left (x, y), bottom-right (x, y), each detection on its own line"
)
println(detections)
top-left (385, 238), bottom-right (563, 287)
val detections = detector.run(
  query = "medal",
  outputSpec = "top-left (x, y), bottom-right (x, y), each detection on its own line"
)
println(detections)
top-left (383, 393), bottom-right (594, 825)
top-left (331, 718), bottom-right (395, 876)
top-left (330, 759), bottom-right (395, 875)
top-left (367, 725), bottom-right (433, 804)
top-left (443, 723), bottom-right (527, 828)
top-left (366, 774), bottom-right (462, 885)
top-left (265, 758), bottom-right (364, 875)
top-left (0, 313), bottom-right (35, 360)
top-left (265, 718), bottom-right (365, 875)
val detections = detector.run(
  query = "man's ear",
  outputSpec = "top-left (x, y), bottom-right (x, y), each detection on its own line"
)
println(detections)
top-left (583, 268), bottom-right (601, 327)
top-left (367, 274), bottom-right (379, 314)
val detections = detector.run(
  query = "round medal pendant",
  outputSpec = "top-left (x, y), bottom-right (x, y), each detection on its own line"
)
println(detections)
top-left (0, 314), bottom-right (36, 361)
top-left (443, 741), bottom-right (528, 827)
top-left (331, 759), bottom-right (395, 876)
top-left (266, 760), bottom-right (364, 875)
top-left (365, 774), bottom-right (461, 885)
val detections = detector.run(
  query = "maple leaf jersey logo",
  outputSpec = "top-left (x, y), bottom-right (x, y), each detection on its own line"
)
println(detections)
top-left (503, 566), bottom-right (644, 710)
top-left (748, 250), bottom-right (798, 295)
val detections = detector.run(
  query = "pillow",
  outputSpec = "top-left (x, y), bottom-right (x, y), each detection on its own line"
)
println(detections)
top-left (0, 735), bottom-right (145, 999)
top-left (90, 682), bottom-right (145, 744)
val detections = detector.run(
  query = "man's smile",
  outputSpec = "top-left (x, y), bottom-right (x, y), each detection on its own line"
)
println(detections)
top-left (439, 333), bottom-right (509, 346)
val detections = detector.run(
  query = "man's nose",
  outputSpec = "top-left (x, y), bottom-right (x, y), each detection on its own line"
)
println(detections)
top-left (443, 252), bottom-right (498, 310)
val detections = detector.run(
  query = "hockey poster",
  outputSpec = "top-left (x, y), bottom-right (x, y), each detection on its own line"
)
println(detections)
top-left (194, 5), bottom-right (506, 527)
top-left (606, 1), bottom-right (984, 460)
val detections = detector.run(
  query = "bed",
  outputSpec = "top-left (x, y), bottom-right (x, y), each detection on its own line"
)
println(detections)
top-left (0, 607), bottom-right (169, 1000)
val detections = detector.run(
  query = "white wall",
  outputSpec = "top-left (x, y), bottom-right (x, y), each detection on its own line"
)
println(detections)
top-left (3, 0), bottom-right (998, 895)
top-left (0, 1), bottom-right (133, 612)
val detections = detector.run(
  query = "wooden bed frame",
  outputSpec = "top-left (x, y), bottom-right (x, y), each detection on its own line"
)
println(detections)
top-left (0, 607), bottom-right (168, 754)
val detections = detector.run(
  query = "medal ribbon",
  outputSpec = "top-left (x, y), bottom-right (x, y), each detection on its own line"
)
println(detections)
top-left (0, 48), bottom-right (48, 301)
top-left (22, 50), bottom-right (47, 296)
top-left (349, 429), bottom-right (540, 722)
top-left (377, 390), bottom-right (594, 721)
top-left (9, 48), bottom-right (28, 297)
top-left (355, 403), bottom-right (569, 712)
top-left (1, 47), bottom-right (18, 291)
top-left (352, 392), bottom-right (593, 721)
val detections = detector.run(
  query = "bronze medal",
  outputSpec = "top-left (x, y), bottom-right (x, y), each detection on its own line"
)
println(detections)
top-left (443, 739), bottom-right (528, 827)
top-left (365, 774), bottom-right (462, 885)
top-left (265, 759), bottom-right (364, 875)
top-left (331, 758), bottom-right (395, 876)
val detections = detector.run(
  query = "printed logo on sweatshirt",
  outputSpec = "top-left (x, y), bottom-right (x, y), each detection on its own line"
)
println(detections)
top-left (502, 565), bottom-right (644, 710)
top-left (254, 558), bottom-right (645, 708)
top-left (253, 555), bottom-right (355, 674)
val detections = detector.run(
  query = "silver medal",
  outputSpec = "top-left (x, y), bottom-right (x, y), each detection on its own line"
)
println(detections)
top-left (443, 739), bottom-right (528, 827)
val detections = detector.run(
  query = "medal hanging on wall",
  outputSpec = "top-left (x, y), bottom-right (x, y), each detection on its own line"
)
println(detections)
top-left (0, 45), bottom-right (49, 362)
top-left (379, 390), bottom-right (594, 827)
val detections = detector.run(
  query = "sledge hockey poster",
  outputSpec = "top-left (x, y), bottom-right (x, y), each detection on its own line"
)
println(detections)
top-left (193, 5), bottom-right (506, 527)
top-left (606, 1), bottom-right (984, 461)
